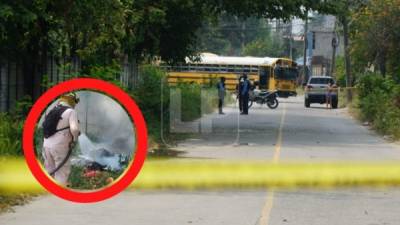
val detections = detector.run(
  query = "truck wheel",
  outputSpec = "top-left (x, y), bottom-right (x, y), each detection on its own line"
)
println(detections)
top-left (305, 99), bottom-right (310, 108)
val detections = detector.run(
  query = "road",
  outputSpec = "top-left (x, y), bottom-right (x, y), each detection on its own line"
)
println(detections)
top-left (2, 96), bottom-right (400, 225)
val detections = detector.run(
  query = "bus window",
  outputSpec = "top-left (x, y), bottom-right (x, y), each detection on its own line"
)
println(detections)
top-left (259, 67), bottom-right (270, 90)
top-left (250, 67), bottom-right (259, 73)
top-left (274, 67), bottom-right (298, 80)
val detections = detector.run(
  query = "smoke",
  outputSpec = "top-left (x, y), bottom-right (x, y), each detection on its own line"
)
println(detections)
top-left (75, 91), bottom-right (136, 156)
top-left (77, 133), bottom-right (122, 170)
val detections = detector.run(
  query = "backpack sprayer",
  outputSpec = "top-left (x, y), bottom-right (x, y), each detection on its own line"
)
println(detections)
top-left (42, 93), bottom-right (79, 176)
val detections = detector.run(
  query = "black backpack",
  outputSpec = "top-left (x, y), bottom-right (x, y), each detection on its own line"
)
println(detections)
top-left (42, 105), bottom-right (71, 138)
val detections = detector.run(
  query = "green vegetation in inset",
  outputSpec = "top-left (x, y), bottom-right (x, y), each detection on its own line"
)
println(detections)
top-left (68, 166), bottom-right (122, 190)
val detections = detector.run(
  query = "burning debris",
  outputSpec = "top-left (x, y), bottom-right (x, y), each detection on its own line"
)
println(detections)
top-left (71, 134), bottom-right (130, 172)
top-left (65, 91), bottom-right (135, 190)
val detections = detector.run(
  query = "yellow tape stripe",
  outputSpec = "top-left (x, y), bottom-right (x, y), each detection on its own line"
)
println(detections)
top-left (4, 158), bottom-right (400, 194)
top-left (131, 161), bottom-right (400, 189)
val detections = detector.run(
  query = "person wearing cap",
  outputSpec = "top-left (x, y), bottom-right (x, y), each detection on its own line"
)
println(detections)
top-left (43, 92), bottom-right (80, 186)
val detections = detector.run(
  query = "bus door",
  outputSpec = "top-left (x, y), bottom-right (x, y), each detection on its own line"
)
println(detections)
top-left (259, 67), bottom-right (270, 90)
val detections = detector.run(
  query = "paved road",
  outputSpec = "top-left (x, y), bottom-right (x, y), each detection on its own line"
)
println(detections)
top-left (2, 96), bottom-right (400, 225)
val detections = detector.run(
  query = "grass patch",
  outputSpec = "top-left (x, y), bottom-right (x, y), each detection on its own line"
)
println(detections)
top-left (0, 194), bottom-right (36, 214)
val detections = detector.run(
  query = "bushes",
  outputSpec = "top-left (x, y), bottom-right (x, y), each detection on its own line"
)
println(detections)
top-left (0, 96), bottom-right (32, 156)
top-left (177, 82), bottom-right (217, 122)
top-left (130, 65), bottom-right (170, 142)
top-left (0, 113), bottom-right (24, 156)
top-left (131, 65), bottom-right (218, 143)
top-left (356, 73), bottom-right (400, 139)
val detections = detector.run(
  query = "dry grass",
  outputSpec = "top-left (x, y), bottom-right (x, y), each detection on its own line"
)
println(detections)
top-left (0, 194), bottom-right (36, 214)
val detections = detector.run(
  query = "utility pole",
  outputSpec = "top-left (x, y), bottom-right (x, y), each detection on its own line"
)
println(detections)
top-left (330, 20), bottom-right (338, 77)
top-left (341, 14), bottom-right (352, 102)
top-left (289, 20), bottom-right (293, 60)
top-left (302, 10), bottom-right (309, 84)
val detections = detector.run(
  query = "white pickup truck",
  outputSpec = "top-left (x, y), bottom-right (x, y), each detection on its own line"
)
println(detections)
top-left (304, 76), bottom-right (338, 108)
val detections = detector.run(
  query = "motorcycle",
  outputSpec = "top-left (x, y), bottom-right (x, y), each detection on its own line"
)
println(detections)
top-left (248, 89), bottom-right (279, 109)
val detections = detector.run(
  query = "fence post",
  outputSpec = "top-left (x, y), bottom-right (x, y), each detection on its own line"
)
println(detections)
top-left (131, 56), bottom-right (139, 89)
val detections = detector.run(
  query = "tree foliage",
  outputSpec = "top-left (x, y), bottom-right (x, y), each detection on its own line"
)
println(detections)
top-left (242, 31), bottom-right (286, 57)
top-left (198, 15), bottom-right (273, 55)
top-left (1, 0), bottom-right (338, 64)
top-left (351, 0), bottom-right (400, 77)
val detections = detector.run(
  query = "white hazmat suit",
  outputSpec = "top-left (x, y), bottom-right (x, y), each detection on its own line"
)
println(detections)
top-left (43, 101), bottom-right (80, 186)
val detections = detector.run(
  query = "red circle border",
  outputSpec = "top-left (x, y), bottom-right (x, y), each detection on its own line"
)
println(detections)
top-left (23, 78), bottom-right (148, 203)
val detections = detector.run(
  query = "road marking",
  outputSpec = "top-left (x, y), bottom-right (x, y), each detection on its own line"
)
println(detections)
top-left (258, 190), bottom-right (275, 225)
top-left (259, 104), bottom-right (286, 225)
top-left (273, 104), bottom-right (287, 163)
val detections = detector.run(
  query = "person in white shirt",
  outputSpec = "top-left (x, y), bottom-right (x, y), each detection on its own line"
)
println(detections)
top-left (43, 92), bottom-right (80, 186)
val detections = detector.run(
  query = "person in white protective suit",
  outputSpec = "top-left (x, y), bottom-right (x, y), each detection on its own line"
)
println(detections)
top-left (43, 92), bottom-right (80, 186)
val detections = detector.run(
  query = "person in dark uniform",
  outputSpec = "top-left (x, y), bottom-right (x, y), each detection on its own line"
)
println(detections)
top-left (217, 77), bottom-right (226, 114)
top-left (239, 74), bottom-right (251, 115)
top-left (236, 75), bottom-right (244, 113)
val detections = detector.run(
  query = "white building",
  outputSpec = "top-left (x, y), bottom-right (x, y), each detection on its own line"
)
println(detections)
top-left (308, 15), bottom-right (344, 76)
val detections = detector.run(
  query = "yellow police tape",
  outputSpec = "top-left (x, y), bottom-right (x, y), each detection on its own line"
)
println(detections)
top-left (2, 157), bottom-right (400, 194)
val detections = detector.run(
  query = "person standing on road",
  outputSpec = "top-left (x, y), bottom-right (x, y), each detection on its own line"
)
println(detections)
top-left (217, 77), bottom-right (226, 114)
top-left (326, 80), bottom-right (334, 109)
top-left (240, 74), bottom-right (251, 115)
top-left (42, 92), bottom-right (80, 186)
top-left (236, 75), bottom-right (244, 113)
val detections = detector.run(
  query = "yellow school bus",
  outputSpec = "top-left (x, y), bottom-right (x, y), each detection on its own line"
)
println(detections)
top-left (162, 53), bottom-right (299, 97)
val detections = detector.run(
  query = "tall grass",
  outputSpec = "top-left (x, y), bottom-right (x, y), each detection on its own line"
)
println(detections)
top-left (356, 73), bottom-right (400, 139)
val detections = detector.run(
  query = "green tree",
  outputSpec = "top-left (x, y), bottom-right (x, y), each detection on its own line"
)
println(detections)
top-left (242, 27), bottom-right (286, 57)
top-left (328, 0), bottom-right (368, 101)
top-left (351, 0), bottom-right (400, 78)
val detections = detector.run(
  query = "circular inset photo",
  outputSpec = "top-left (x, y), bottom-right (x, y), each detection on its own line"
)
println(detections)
top-left (35, 90), bottom-right (136, 190)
